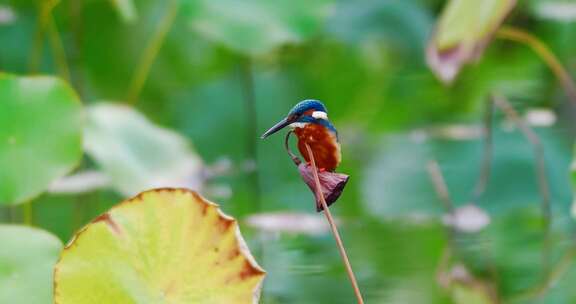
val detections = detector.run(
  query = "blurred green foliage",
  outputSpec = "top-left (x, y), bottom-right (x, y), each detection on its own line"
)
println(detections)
top-left (0, 0), bottom-right (575, 303)
top-left (0, 225), bottom-right (62, 303)
top-left (0, 74), bottom-right (82, 205)
top-left (83, 102), bottom-right (204, 196)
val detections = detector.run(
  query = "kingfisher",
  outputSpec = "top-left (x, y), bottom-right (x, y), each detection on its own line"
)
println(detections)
top-left (261, 99), bottom-right (341, 172)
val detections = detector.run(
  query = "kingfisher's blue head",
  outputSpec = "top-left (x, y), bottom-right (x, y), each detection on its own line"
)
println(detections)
top-left (261, 99), bottom-right (334, 139)
top-left (288, 100), bottom-right (327, 116)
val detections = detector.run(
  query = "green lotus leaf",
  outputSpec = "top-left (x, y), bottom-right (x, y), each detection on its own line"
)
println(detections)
top-left (180, 0), bottom-right (335, 55)
top-left (83, 103), bottom-right (204, 196)
top-left (54, 188), bottom-right (265, 303)
top-left (0, 74), bottom-right (83, 205)
top-left (427, 0), bottom-right (516, 83)
top-left (0, 225), bottom-right (63, 304)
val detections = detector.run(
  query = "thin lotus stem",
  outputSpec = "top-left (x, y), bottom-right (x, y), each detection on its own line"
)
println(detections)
top-left (68, 0), bottom-right (86, 98)
top-left (304, 143), bottom-right (364, 304)
top-left (492, 94), bottom-right (552, 227)
top-left (29, 2), bottom-right (49, 73)
top-left (22, 200), bottom-right (33, 226)
top-left (127, 0), bottom-right (178, 104)
top-left (506, 247), bottom-right (576, 303)
top-left (426, 160), bottom-right (459, 251)
top-left (47, 14), bottom-right (71, 82)
top-left (472, 98), bottom-right (494, 203)
top-left (496, 26), bottom-right (576, 104)
top-left (240, 58), bottom-right (261, 212)
top-left (28, 1), bottom-right (71, 81)
top-left (427, 160), bottom-right (502, 286)
top-left (492, 94), bottom-right (552, 276)
top-left (240, 58), bottom-right (264, 265)
top-left (435, 246), bottom-right (452, 288)
top-left (284, 131), bottom-right (301, 166)
top-left (426, 160), bottom-right (454, 212)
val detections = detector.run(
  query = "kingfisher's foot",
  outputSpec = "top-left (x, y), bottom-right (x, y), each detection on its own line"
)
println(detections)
top-left (319, 168), bottom-right (326, 173)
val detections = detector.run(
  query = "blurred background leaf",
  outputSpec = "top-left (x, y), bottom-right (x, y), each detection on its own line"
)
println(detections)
top-left (180, 0), bottom-right (336, 56)
top-left (83, 102), bottom-right (204, 197)
top-left (362, 122), bottom-right (573, 219)
top-left (0, 74), bottom-right (82, 205)
top-left (0, 225), bottom-right (62, 304)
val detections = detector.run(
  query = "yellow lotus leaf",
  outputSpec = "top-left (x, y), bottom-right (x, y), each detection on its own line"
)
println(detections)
top-left (54, 188), bottom-right (265, 304)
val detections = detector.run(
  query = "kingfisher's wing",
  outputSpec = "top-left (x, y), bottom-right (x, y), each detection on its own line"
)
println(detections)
top-left (318, 119), bottom-right (339, 141)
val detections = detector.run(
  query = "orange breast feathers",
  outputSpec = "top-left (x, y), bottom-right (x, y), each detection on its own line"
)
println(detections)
top-left (294, 124), bottom-right (341, 172)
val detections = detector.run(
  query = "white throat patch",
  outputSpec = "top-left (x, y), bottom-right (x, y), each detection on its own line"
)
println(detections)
top-left (289, 122), bottom-right (308, 129)
top-left (312, 111), bottom-right (328, 120)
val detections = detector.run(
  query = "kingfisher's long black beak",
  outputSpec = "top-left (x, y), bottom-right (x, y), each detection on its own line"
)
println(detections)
top-left (261, 116), bottom-right (294, 139)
